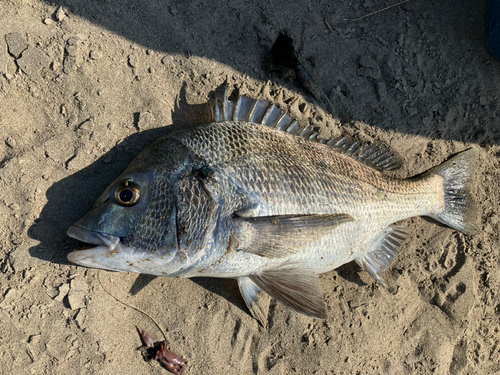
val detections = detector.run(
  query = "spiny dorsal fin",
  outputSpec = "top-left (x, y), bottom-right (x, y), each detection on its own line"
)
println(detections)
top-left (213, 87), bottom-right (402, 172)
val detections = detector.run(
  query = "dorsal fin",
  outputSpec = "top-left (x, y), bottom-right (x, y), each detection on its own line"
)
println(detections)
top-left (213, 87), bottom-right (402, 172)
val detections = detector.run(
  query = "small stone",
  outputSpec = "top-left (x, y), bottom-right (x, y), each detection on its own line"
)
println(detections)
top-left (407, 107), bottom-right (418, 117)
top-left (479, 96), bottom-right (487, 106)
top-left (377, 81), bottom-right (387, 102)
top-left (5, 32), bottom-right (28, 58)
top-left (66, 37), bottom-right (80, 47)
top-left (102, 153), bottom-right (114, 164)
top-left (359, 55), bottom-right (378, 69)
top-left (357, 55), bottom-right (381, 79)
top-left (54, 283), bottom-right (70, 302)
top-left (8, 203), bottom-right (20, 210)
top-left (78, 118), bottom-right (94, 132)
top-left (66, 45), bottom-right (78, 56)
top-left (63, 38), bottom-right (80, 74)
top-left (89, 50), bottom-right (102, 60)
top-left (55, 6), bottom-right (67, 22)
top-left (5, 137), bottom-right (16, 147)
top-left (16, 46), bottom-right (51, 76)
top-left (45, 134), bottom-right (75, 163)
top-left (128, 53), bottom-right (138, 68)
top-left (75, 309), bottom-right (87, 328)
top-left (137, 111), bottom-right (155, 131)
top-left (43, 17), bottom-right (53, 25)
top-left (63, 55), bottom-right (77, 74)
top-left (67, 278), bottom-right (88, 310)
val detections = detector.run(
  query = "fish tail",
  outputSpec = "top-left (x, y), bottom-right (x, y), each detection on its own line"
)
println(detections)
top-left (428, 148), bottom-right (480, 236)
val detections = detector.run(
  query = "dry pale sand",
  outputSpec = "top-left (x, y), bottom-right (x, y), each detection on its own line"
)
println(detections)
top-left (1, 0), bottom-right (499, 374)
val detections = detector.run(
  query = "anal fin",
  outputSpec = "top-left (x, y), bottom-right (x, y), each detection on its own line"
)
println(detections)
top-left (355, 225), bottom-right (409, 286)
top-left (250, 262), bottom-right (327, 319)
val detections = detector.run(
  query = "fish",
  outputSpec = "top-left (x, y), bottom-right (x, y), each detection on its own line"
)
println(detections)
top-left (66, 87), bottom-right (479, 323)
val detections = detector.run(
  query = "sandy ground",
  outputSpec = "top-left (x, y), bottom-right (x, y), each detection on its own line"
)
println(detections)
top-left (1, 0), bottom-right (500, 374)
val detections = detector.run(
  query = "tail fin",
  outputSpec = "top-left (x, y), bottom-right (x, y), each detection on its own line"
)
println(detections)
top-left (429, 148), bottom-right (480, 236)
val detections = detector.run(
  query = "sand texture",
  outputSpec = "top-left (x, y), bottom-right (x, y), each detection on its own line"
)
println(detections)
top-left (1, 0), bottom-right (499, 374)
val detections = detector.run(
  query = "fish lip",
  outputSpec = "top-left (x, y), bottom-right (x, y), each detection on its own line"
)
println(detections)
top-left (66, 225), bottom-right (120, 251)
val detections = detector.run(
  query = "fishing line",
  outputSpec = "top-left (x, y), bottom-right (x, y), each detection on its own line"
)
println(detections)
top-left (97, 270), bottom-right (167, 342)
top-left (268, 0), bottom-right (284, 33)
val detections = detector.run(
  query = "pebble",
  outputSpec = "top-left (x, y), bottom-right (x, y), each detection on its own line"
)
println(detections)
top-left (128, 53), bottom-right (138, 68)
top-left (54, 283), bottom-right (70, 302)
top-left (45, 134), bottom-right (74, 163)
top-left (363, 0), bottom-right (373, 8)
top-left (16, 46), bottom-right (51, 76)
top-left (55, 6), bottom-right (67, 22)
top-left (357, 55), bottom-right (381, 80)
top-left (78, 118), bottom-right (94, 132)
top-left (89, 50), bottom-right (102, 60)
top-left (407, 107), bottom-right (418, 117)
top-left (137, 111), bottom-right (155, 131)
top-left (8, 203), bottom-right (20, 210)
top-left (5, 137), bottom-right (16, 147)
top-left (67, 278), bottom-right (88, 310)
top-left (479, 96), bottom-right (487, 106)
top-left (43, 17), bottom-right (53, 25)
top-left (63, 37), bottom-right (80, 74)
top-left (359, 55), bottom-right (378, 69)
top-left (5, 32), bottom-right (28, 58)
top-left (102, 153), bottom-right (114, 164)
top-left (377, 81), bottom-right (387, 102)
top-left (75, 309), bottom-right (87, 328)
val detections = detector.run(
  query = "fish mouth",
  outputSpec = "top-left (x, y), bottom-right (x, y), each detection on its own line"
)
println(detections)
top-left (66, 226), bottom-right (121, 266)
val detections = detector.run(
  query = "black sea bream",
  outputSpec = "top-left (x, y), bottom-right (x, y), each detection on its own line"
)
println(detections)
top-left (67, 89), bottom-right (479, 323)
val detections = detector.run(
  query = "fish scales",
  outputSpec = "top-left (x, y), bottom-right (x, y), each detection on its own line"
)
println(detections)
top-left (174, 121), bottom-right (440, 220)
top-left (67, 89), bottom-right (479, 323)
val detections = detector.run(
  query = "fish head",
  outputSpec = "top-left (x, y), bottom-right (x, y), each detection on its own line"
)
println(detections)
top-left (67, 138), bottom-right (193, 276)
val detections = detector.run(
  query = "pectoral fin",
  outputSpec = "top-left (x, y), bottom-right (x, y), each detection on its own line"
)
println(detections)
top-left (237, 277), bottom-right (269, 326)
top-left (233, 213), bottom-right (354, 258)
top-left (250, 263), bottom-right (327, 319)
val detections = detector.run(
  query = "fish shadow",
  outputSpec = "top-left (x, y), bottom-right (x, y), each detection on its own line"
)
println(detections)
top-left (335, 262), bottom-right (367, 287)
top-left (128, 275), bottom-right (247, 317)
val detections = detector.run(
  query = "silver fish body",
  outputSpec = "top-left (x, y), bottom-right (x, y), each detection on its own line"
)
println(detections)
top-left (67, 90), bottom-right (479, 321)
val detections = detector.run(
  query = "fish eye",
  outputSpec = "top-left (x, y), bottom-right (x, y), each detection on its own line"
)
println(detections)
top-left (115, 181), bottom-right (141, 206)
